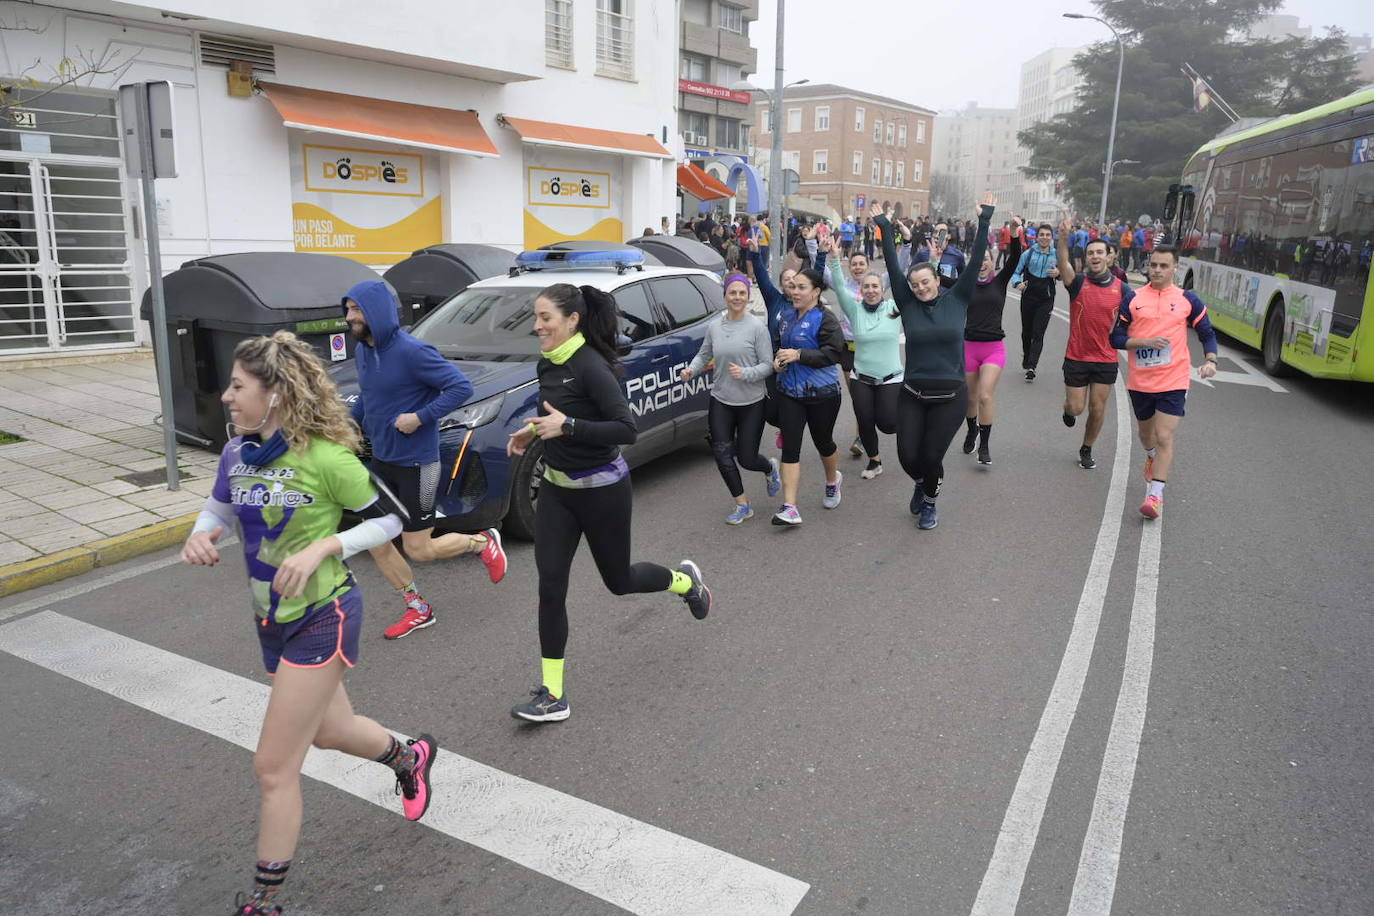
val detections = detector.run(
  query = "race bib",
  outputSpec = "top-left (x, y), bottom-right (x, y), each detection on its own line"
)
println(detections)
top-left (1135, 343), bottom-right (1171, 368)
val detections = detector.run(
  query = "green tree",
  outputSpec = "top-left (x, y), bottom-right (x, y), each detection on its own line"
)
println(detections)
top-left (1020, 0), bottom-right (1361, 221)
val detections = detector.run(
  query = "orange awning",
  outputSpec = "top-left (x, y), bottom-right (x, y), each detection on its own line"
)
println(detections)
top-left (677, 163), bottom-right (734, 201)
top-left (258, 82), bottom-right (499, 157)
top-left (497, 114), bottom-right (671, 159)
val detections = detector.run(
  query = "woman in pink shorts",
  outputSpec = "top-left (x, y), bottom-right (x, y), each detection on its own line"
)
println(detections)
top-left (961, 218), bottom-right (1022, 465)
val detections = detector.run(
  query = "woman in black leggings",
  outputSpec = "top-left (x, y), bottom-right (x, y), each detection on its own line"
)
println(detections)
top-left (871, 192), bottom-right (995, 530)
top-left (506, 283), bottom-right (714, 723)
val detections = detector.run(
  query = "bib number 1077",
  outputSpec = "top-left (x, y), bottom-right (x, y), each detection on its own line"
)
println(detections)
top-left (1135, 343), bottom-right (1171, 368)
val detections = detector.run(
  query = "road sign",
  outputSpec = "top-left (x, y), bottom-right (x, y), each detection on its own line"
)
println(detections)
top-left (118, 81), bottom-right (177, 179)
top-left (856, 194), bottom-right (867, 211)
top-left (330, 332), bottom-right (347, 361)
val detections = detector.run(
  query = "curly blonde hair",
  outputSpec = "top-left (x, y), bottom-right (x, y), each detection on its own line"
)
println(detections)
top-left (232, 330), bottom-right (360, 453)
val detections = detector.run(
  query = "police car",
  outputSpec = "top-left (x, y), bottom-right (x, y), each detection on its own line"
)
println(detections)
top-left (331, 248), bottom-right (724, 539)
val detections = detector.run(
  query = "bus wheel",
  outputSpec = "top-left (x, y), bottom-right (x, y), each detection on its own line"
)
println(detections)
top-left (1262, 301), bottom-right (1295, 377)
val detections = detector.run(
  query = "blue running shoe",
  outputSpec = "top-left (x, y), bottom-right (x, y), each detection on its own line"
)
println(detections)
top-left (918, 500), bottom-right (939, 530)
top-left (765, 457), bottom-right (781, 498)
top-left (910, 485), bottom-right (926, 516)
top-left (725, 503), bottom-right (753, 525)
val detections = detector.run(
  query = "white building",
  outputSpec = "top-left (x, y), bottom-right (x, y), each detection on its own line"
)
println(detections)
top-left (932, 103), bottom-right (1020, 218)
top-left (0, 0), bottom-right (680, 355)
top-left (1016, 46), bottom-right (1084, 221)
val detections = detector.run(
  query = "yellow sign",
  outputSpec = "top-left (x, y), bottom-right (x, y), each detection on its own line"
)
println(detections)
top-left (303, 144), bottom-right (425, 198)
top-left (527, 167), bottom-right (611, 209)
top-left (292, 198), bottom-right (441, 265)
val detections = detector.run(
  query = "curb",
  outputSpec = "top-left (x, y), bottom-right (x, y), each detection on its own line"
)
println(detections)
top-left (0, 514), bottom-right (197, 598)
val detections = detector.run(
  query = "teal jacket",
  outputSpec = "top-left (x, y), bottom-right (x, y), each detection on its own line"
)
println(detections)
top-left (825, 255), bottom-right (903, 380)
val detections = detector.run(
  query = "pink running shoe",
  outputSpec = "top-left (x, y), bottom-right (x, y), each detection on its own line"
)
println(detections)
top-left (396, 733), bottom-right (437, 821)
top-left (1139, 495), bottom-right (1162, 519)
top-left (477, 527), bottom-right (507, 584)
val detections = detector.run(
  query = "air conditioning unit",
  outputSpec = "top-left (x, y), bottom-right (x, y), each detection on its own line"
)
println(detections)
top-left (693, 134), bottom-right (709, 146)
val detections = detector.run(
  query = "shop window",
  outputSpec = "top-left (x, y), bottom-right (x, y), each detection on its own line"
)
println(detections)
top-left (613, 281), bottom-right (662, 342)
top-left (650, 276), bottom-right (710, 329)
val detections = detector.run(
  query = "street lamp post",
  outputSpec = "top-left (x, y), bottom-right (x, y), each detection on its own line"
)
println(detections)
top-left (734, 53), bottom-right (807, 283)
top-left (1064, 12), bottom-right (1124, 225)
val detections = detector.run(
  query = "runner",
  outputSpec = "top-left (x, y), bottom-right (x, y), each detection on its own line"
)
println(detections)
top-left (1110, 245), bottom-right (1219, 518)
top-left (961, 216), bottom-right (1023, 466)
top-left (506, 283), bottom-right (712, 722)
top-left (1056, 215), bottom-right (1133, 470)
top-left (822, 237), bottom-right (902, 479)
top-left (840, 249), bottom-right (874, 457)
top-left (343, 281), bottom-right (508, 641)
top-left (182, 331), bottom-right (436, 916)
top-left (915, 218), bottom-right (967, 285)
top-left (1010, 223), bottom-right (1060, 381)
top-left (681, 273), bottom-right (781, 523)
top-left (872, 191), bottom-right (995, 530)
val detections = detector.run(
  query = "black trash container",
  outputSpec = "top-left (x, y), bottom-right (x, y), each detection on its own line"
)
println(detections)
top-left (382, 244), bottom-right (517, 327)
top-left (139, 252), bottom-right (380, 449)
top-left (627, 235), bottom-right (726, 275)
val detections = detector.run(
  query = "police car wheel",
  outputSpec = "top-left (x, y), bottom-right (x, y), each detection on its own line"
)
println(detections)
top-left (503, 439), bottom-right (544, 541)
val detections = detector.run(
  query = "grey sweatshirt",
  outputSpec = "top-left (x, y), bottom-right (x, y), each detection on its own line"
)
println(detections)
top-left (686, 311), bottom-right (775, 406)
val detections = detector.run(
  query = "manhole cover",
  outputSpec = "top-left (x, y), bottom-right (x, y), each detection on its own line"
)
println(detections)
top-left (116, 468), bottom-right (193, 488)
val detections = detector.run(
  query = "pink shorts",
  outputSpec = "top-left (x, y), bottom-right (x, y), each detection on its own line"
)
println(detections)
top-left (964, 339), bottom-right (1007, 373)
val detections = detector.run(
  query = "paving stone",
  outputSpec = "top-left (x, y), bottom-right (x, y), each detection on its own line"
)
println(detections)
top-left (29, 486), bottom-right (108, 511)
top-left (0, 498), bottom-right (42, 522)
top-left (88, 510), bottom-right (162, 537)
top-left (124, 487), bottom-right (201, 510)
top-left (61, 497), bottom-right (144, 525)
top-left (18, 526), bottom-right (101, 553)
top-left (92, 480), bottom-right (141, 496)
top-left (0, 540), bottom-right (39, 564)
top-left (0, 510), bottom-right (69, 538)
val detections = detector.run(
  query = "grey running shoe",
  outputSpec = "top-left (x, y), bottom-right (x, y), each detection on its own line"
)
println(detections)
top-left (511, 686), bottom-right (569, 723)
top-left (823, 471), bottom-right (842, 509)
top-left (677, 560), bottom-right (712, 619)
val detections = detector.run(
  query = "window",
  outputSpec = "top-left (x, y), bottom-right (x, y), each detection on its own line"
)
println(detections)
top-left (545, 0), bottom-right (574, 68)
top-left (679, 54), bottom-right (708, 81)
top-left (898, 123), bottom-right (907, 147)
top-left (916, 119), bottom-right (927, 143)
top-left (717, 116), bottom-right (743, 150)
top-left (787, 108), bottom-right (801, 133)
top-left (760, 107), bottom-right (770, 133)
top-left (852, 150), bottom-right (863, 176)
top-left (716, 62), bottom-right (742, 88)
top-left (873, 118), bottom-right (882, 143)
top-left (854, 106), bottom-right (865, 132)
top-left (883, 160), bottom-right (893, 186)
top-left (596, 0), bottom-right (634, 80)
top-left (719, 2), bottom-right (744, 33)
top-left (813, 149), bottom-right (828, 174)
top-left (871, 157), bottom-right (880, 183)
top-left (783, 150), bottom-right (800, 173)
top-left (612, 281), bottom-right (663, 342)
top-left (895, 161), bottom-right (904, 187)
top-left (650, 277), bottom-right (710, 329)
top-left (913, 159), bottom-right (923, 183)
top-left (815, 105), bottom-right (830, 131)
top-left (885, 123), bottom-right (894, 146)
top-left (689, 275), bottom-right (727, 313)
top-left (682, 112), bottom-right (708, 144)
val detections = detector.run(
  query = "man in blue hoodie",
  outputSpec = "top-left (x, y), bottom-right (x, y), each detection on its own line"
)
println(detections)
top-left (343, 279), bottom-right (508, 640)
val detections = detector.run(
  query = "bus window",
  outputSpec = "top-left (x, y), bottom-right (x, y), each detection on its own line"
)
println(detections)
top-left (1333, 162), bottom-right (1373, 336)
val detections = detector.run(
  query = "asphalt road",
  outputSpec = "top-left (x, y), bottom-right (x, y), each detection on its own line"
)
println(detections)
top-left (2, 285), bottom-right (1371, 916)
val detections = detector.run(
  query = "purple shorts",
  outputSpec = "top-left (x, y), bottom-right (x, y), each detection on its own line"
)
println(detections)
top-left (964, 339), bottom-right (1007, 373)
top-left (257, 584), bottom-right (362, 675)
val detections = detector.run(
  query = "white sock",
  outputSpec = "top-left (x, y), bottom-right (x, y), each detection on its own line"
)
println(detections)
top-left (1145, 447), bottom-right (1158, 459)
top-left (1148, 480), bottom-right (1165, 499)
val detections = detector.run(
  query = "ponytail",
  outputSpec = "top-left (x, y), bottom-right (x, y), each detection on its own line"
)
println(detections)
top-left (537, 282), bottom-right (623, 376)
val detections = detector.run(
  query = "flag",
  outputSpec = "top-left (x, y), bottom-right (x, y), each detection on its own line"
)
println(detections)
top-left (1183, 69), bottom-right (1213, 113)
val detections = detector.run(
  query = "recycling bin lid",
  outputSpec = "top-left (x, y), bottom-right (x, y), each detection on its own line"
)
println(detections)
top-left (382, 244), bottom-right (518, 304)
top-left (627, 235), bottom-right (726, 275)
top-left (140, 252), bottom-right (381, 332)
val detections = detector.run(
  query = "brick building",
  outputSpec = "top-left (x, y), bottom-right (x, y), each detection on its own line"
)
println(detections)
top-left (750, 83), bottom-right (935, 221)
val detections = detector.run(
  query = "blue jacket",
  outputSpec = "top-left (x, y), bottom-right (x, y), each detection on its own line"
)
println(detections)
top-left (1011, 246), bottom-right (1058, 285)
top-left (345, 280), bottom-right (473, 466)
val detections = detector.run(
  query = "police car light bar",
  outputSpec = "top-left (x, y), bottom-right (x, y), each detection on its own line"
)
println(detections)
top-left (513, 248), bottom-right (645, 275)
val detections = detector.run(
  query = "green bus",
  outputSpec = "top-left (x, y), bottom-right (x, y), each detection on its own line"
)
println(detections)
top-left (1162, 86), bottom-right (1374, 380)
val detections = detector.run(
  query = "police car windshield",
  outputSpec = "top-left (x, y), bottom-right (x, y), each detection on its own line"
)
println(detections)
top-left (410, 286), bottom-right (542, 362)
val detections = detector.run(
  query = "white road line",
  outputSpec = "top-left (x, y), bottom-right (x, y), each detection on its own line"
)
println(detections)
top-left (1068, 512), bottom-right (1161, 915)
top-left (971, 345), bottom-right (1133, 915)
top-left (0, 535), bottom-right (239, 624)
top-left (0, 611), bottom-right (810, 915)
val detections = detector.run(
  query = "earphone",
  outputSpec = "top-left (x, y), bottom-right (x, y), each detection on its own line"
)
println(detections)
top-left (225, 392), bottom-right (279, 441)
top-left (269, 393), bottom-right (278, 408)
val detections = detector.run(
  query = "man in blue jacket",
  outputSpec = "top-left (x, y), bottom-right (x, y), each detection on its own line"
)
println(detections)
top-left (1011, 223), bottom-right (1061, 381)
top-left (343, 279), bottom-right (508, 640)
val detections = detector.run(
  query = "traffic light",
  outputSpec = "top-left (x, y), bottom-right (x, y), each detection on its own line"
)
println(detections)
top-left (1054, 182), bottom-right (1064, 194)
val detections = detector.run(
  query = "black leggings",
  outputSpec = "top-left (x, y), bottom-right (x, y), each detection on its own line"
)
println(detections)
top-left (850, 379), bottom-right (899, 458)
top-left (707, 397), bottom-right (773, 498)
top-left (534, 476), bottom-right (672, 659)
top-left (896, 385), bottom-right (969, 498)
top-left (1019, 280), bottom-right (1056, 370)
top-left (776, 392), bottom-right (841, 464)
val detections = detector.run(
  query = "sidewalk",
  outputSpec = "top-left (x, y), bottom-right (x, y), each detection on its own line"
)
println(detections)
top-left (0, 350), bottom-right (219, 595)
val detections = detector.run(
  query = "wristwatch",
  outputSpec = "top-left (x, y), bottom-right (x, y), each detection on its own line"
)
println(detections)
top-left (561, 417), bottom-right (575, 438)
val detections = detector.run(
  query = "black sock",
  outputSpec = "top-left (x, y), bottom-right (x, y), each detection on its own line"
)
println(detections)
top-left (251, 859), bottom-right (290, 905)
top-left (866, 458), bottom-right (882, 471)
top-left (978, 424), bottom-right (991, 447)
top-left (965, 416), bottom-right (977, 434)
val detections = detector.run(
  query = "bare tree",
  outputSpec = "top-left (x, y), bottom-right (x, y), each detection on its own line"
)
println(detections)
top-left (1, 8), bottom-right (137, 126)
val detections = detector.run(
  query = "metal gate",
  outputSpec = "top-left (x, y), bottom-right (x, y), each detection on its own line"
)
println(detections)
top-left (0, 88), bottom-right (135, 353)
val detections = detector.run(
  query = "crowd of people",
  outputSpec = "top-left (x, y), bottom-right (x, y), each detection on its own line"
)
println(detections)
top-left (183, 193), bottom-right (1221, 914)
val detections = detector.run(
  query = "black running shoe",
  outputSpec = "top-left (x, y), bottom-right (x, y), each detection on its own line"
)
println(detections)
top-left (978, 444), bottom-right (991, 465)
top-left (678, 559), bottom-right (712, 619)
top-left (1078, 446), bottom-right (1097, 469)
top-left (1025, 368), bottom-right (1036, 381)
top-left (962, 427), bottom-right (978, 454)
top-left (511, 686), bottom-right (569, 723)
top-left (1062, 412), bottom-right (1076, 427)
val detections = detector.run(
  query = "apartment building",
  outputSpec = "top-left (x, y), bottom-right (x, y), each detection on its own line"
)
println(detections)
top-left (932, 104), bottom-right (1021, 217)
top-left (1016, 46), bottom-right (1084, 220)
top-left (751, 83), bottom-right (935, 221)
top-left (678, 0), bottom-right (760, 202)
